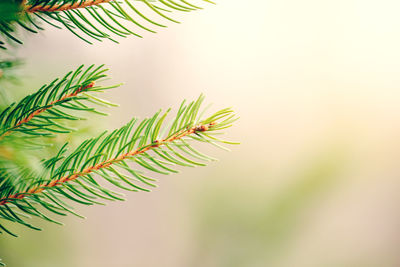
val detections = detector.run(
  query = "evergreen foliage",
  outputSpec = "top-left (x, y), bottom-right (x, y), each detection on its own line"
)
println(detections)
top-left (0, 0), bottom-right (214, 48)
top-left (0, 0), bottom-right (235, 265)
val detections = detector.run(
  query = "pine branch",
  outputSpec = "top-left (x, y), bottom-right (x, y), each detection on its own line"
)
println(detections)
top-left (0, 1), bottom-right (22, 49)
top-left (0, 64), bottom-right (117, 139)
top-left (24, 0), bottom-right (113, 13)
top-left (0, 0), bottom-right (215, 47)
top-left (0, 94), bottom-right (237, 235)
top-left (0, 82), bottom-right (94, 139)
top-left (0, 121), bottom-right (215, 205)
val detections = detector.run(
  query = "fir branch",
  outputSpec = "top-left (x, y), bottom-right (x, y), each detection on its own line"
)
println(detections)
top-left (0, 121), bottom-right (215, 205)
top-left (0, 0), bottom-right (214, 47)
top-left (0, 81), bottom-right (94, 139)
top-left (24, 0), bottom-right (113, 13)
top-left (0, 64), bottom-right (117, 139)
top-left (0, 94), bottom-right (237, 234)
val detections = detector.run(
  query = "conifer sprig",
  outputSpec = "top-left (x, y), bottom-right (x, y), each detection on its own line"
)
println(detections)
top-left (24, 0), bottom-right (114, 12)
top-left (0, 92), bottom-right (236, 236)
top-left (0, 0), bottom-right (214, 47)
top-left (0, 64), bottom-right (117, 139)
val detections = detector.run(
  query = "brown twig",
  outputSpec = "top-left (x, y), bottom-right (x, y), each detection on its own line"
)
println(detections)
top-left (23, 0), bottom-right (113, 13)
top-left (0, 122), bottom-right (215, 205)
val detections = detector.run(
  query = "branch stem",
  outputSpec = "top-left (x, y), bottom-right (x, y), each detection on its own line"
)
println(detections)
top-left (24, 0), bottom-right (113, 13)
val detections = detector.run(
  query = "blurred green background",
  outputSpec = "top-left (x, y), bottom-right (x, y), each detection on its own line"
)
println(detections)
top-left (3, 0), bottom-right (400, 266)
